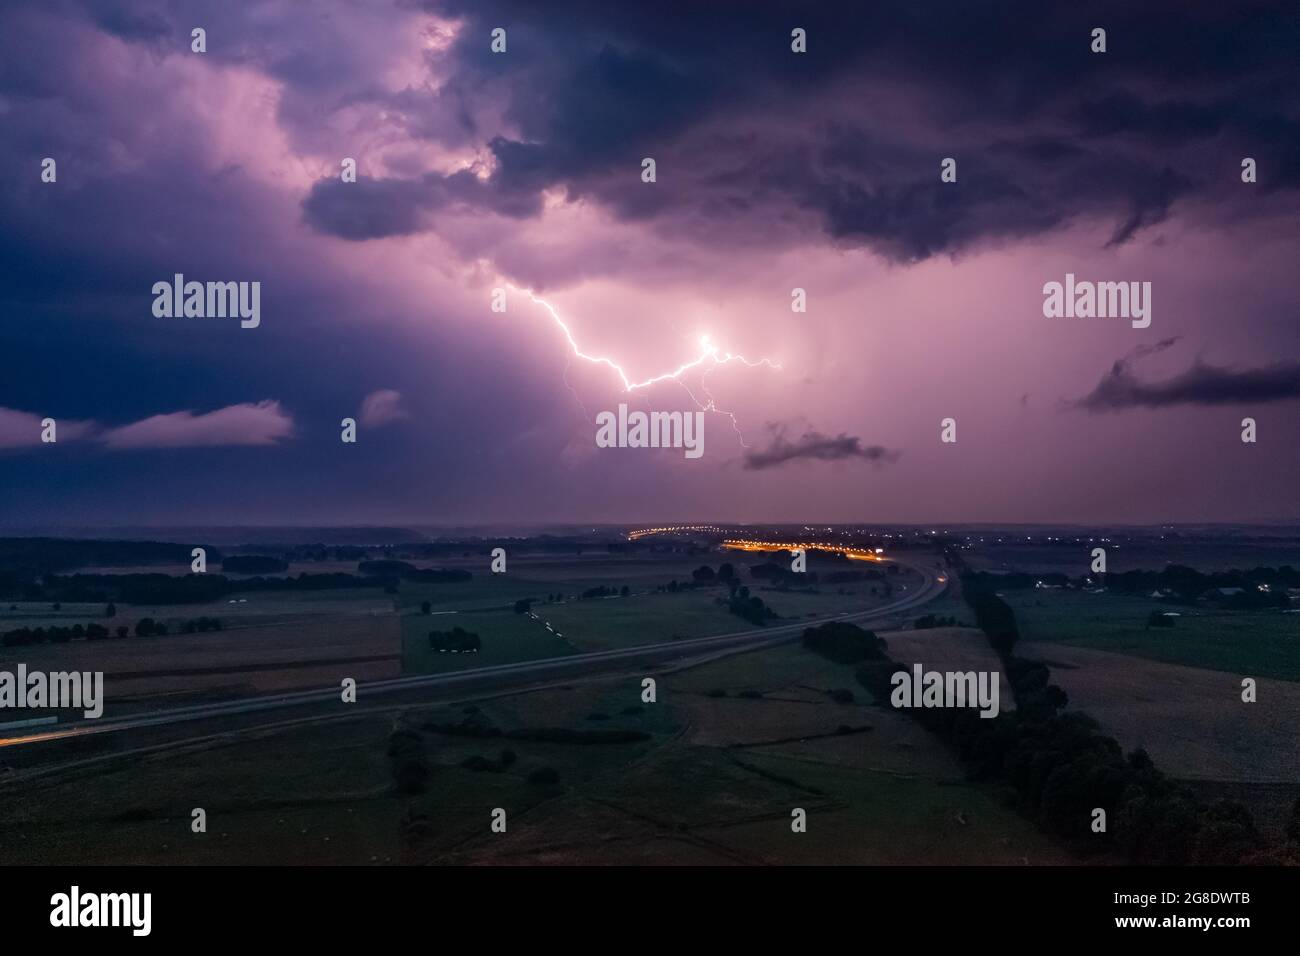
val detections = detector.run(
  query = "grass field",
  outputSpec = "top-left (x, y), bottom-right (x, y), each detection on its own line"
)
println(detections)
top-left (0, 613), bottom-right (401, 707)
top-left (532, 590), bottom-right (741, 652)
top-left (1005, 589), bottom-right (1300, 681)
top-left (0, 715), bottom-right (401, 864)
top-left (1032, 642), bottom-right (1300, 786)
top-left (0, 636), bottom-right (1070, 865)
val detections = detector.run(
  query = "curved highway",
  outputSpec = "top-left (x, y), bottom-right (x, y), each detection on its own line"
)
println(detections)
top-left (0, 559), bottom-right (948, 773)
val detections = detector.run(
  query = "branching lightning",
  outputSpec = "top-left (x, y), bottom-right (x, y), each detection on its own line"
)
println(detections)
top-left (512, 284), bottom-right (779, 446)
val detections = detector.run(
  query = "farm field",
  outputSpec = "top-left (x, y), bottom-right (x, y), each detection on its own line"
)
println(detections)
top-left (1033, 642), bottom-right (1300, 786)
top-left (1005, 589), bottom-right (1300, 681)
top-left (880, 626), bottom-right (1015, 711)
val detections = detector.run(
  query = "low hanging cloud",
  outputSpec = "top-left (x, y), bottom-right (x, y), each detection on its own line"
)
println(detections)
top-left (0, 407), bottom-right (96, 449)
top-left (99, 400), bottom-right (295, 449)
top-left (358, 389), bottom-right (410, 428)
top-left (1074, 357), bottom-right (1300, 411)
top-left (743, 423), bottom-right (900, 470)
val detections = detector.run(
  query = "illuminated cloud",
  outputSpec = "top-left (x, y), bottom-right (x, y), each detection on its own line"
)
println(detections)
top-left (99, 401), bottom-right (294, 449)
top-left (359, 389), bottom-right (410, 427)
top-left (0, 408), bottom-right (96, 449)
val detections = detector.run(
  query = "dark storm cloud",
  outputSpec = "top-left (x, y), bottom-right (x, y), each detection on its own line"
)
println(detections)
top-left (302, 177), bottom-right (432, 241)
top-left (301, 167), bottom-right (542, 240)
top-left (743, 425), bottom-right (899, 470)
top-left (1075, 357), bottom-right (1300, 411)
top-left (1070, 93), bottom-right (1226, 143)
top-left (284, 0), bottom-right (1300, 260)
top-left (88, 4), bottom-right (172, 44)
top-left (2, 0), bottom-right (1298, 527)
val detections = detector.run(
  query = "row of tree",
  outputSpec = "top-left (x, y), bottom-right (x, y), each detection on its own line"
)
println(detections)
top-left (8, 571), bottom-right (394, 605)
top-left (1, 615), bottom-right (222, 646)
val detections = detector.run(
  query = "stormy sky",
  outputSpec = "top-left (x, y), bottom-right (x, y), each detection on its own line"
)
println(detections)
top-left (2, 0), bottom-right (1298, 527)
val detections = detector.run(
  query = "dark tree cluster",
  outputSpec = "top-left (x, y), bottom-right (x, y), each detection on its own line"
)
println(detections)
top-left (8, 571), bottom-right (395, 606)
top-left (2, 616), bottom-right (220, 645)
top-left (727, 587), bottom-right (777, 625)
top-left (913, 614), bottom-right (959, 629)
top-left (428, 627), bottom-right (481, 652)
top-left (386, 728), bottom-right (428, 795)
top-left (579, 584), bottom-right (624, 599)
top-left (750, 562), bottom-right (817, 587)
top-left (0, 537), bottom-right (219, 574)
top-left (801, 621), bottom-right (888, 664)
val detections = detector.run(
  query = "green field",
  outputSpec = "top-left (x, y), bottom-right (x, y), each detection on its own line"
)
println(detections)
top-left (1006, 589), bottom-right (1300, 681)
top-left (535, 590), bottom-right (742, 651)
top-left (401, 606), bottom-right (580, 673)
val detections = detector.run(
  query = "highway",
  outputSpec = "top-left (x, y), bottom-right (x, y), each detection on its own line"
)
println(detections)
top-left (0, 560), bottom-right (948, 774)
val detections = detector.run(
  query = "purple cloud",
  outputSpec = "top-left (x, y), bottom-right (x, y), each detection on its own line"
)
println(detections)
top-left (744, 423), bottom-right (900, 470)
top-left (1075, 358), bottom-right (1300, 411)
top-left (0, 408), bottom-right (96, 449)
top-left (359, 389), bottom-right (410, 427)
top-left (99, 401), bottom-right (294, 449)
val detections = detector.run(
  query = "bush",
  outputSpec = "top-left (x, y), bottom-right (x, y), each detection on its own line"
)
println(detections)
top-left (913, 614), bottom-right (957, 629)
top-left (394, 759), bottom-right (428, 795)
top-left (528, 766), bottom-right (560, 785)
top-left (386, 729), bottom-right (423, 759)
top-left (1286, 797), bottom-right (1300, 844)
top-left (505, 727), bottom-right (649, 744)
top-left (801, 622), bottom-right (886, 664)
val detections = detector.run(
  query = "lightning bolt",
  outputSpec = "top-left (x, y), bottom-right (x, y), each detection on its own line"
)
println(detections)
top-left (511, 284), bottom-right (779, 445)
